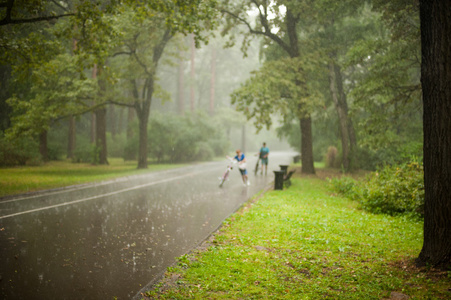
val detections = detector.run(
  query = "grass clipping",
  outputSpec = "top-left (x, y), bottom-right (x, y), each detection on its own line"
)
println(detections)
top-left (144, 172), bottom-right (450, 299)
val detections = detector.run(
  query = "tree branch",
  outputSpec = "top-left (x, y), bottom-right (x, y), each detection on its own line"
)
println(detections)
top-left (0, 13), bottom-right (75, 26)
top-left (107, 100), bottom-right (135, 108)
top-left (221, 7), bottom-right (292, 56)
top-left (0, 0), bottom-right (74, 26)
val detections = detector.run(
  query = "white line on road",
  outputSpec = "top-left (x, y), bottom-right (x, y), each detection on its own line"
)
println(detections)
top-left (0, 171), bottom-right (201, 220)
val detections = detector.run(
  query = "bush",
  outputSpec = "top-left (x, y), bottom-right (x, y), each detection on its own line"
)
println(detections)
top-left (330, 160), bottom-right (424, 218)
top-left (147, 112), bottom-right (228, 163)
top-left (107, 132), bottom-right (127, 158)
top-left (329, 176), bottom-right (362, 202)
top-left (193, 141), bottom-right (215, 161)
top-left (361, 161), bottom-right (424, 217)
top-left (0, 134), bottom-right (41, 166)
top-left (71, 136), bottom-right (101, 164)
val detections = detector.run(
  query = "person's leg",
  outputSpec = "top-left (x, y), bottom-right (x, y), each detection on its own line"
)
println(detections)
top-left (240, 169), bottom-right (247, 184)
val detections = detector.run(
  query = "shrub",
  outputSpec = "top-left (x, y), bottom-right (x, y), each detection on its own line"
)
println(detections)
top-left (361, 161), bottom-right (424, 217)
top-left (107, 132), bottom-right (127, 158)
top-left (0, 134), bottom-right (41, 166)
top-left (148, 112), bottom-right (229, 163)
top-left (71, 136), bottom-right (100, 164)
top-left (329, 176), bottom-right (362, 202)
top-left (194, 141), bottom-right (215, 161)
top-left (330, 160), bottom-right (424, 218)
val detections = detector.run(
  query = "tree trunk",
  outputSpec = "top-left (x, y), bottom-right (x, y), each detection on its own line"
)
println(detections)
top-left (190, 34), bottom-right (195, 112)
top-left (209, 47), bottom-right (216, 116)
top-left (300, 117), bottom-right (315, 174)
top-left (328, 60), bottom-right (351, 171)
top-left (127, 107), bottom-right (134, 137)
top-left (109, 104), bottom-right (116, 139)
top-left (137, 109), bottom-right (149, 169)
top-left (417, 0), bottom-right (451, 269)
top-left (136, 78), bottom-right (153, 169)
top-left (94, 65), bottom-right (108, 165)
top-left (39, 130), bottom-right (48, 162)
top-left (124, 85), bottom-right (136, 161)
top-left (67, 115), bottom-right (76, 159)
top-left (178, 51), bottom-right (185, 115)
top-left (95, 107), bottom-right (108, 165)
top-left (91, 64), bottom-right (97, 144)
top-left (287, 9), bottom-right (315, 174)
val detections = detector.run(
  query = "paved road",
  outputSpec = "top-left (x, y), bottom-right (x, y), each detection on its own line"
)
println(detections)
top-left (0, 152), bottom-right (296, 299)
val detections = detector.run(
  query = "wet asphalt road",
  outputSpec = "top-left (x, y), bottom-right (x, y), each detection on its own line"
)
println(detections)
top-left (0, 152), bottom-right (295, 299)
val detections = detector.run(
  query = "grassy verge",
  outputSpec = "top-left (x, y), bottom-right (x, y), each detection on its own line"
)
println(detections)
top-left (144, 172), bottom-right (450, 299)
top-left (0, 158), bottom-right (186, 198)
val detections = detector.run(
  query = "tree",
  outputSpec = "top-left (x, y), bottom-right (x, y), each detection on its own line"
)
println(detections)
top-left (221, 0), bottom-right (316, 174)
top-left (108, 1), bottom-right (217, 169)
top-left (1, 1), bottom-right (115, 164)
top-left (417, 0), bottom-right (451, 270)
top-left (313, 0), bottom-right (363, 171)
top-left (345, 0), bottom-right (422, 167)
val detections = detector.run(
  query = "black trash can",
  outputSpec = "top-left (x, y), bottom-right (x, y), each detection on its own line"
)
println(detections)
top-left (273, 170), bottom-right (285, 190)
top-left (279, 165), bottom-right (289, 175)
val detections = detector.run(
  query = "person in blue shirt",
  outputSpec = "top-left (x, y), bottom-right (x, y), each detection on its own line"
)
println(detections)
top-left (259, 142), bottom-right (270, 175)
top-left (234, 149), bottom-right (250, 186)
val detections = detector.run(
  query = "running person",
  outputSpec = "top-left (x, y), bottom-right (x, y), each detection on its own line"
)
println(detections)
top-left (259, 142), bottom-right (269, 175)
top-left (234, 149), bottom-right (250, 186)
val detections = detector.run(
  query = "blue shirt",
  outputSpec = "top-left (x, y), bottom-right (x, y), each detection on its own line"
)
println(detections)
top-left (234, 153), bottom-right (245, 162)
top-left (260, 147), bottom-right (269, 158)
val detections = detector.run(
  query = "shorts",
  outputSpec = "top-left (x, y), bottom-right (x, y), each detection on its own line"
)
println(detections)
top-left (261, 158), bottom-right (268, 165)
top-left (239, 168), bottom-right (248, 175)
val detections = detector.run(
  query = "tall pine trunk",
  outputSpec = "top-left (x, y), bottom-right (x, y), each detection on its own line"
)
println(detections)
top-left (328, 60), bottom-right (357, 171)
top-left (299, 117), bottom-right (314, 174)
top-left (417, 0), bottom-right (451, 269)
top-left (94, 66), bottom-right (108, 165)
top-left (136, 78), bottom-right (153, 169)
top-left (95, 107), bottom-right (108, 165)
top-left (39, 130), bottom-right (48, 162)
top-left (67, 115), bottom-right (76, 159)
top-left (209, 48), bottom-right (216, 116)
top-left (190, 34), bottom-right (195, 112)
top-left (178, 50), bottom-right (185, 115)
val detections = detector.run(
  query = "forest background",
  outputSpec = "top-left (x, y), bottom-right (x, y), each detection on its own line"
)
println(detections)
top-left (0, 0), bottom-right (422, 172)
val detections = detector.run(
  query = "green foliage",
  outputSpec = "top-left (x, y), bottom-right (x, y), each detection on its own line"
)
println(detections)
top-left (71, 135), bottom-right (98, 164)
top-left (231, 57), bottom-right (324, 133)
top-left (330, 160), bottom-right (424, 218)
top-left (354, 138), bottom-right (423, 171)
top-left (107, 132), bottom-right (127, 158)
top-left (6, 53), bottom-right (97, 138)
top-left (345, 1), bottom-right (422, 156)
top-left (147, 112), bottom-right (228, 163)
top-left (0, 133), bottom-right (41, 166)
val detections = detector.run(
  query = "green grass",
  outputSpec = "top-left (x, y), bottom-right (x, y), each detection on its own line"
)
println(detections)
top-left (144, 176), bottom-right (450, 299)
top-left (0, 158), bottom-right (186, 197)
